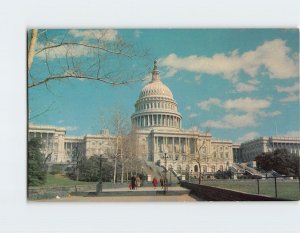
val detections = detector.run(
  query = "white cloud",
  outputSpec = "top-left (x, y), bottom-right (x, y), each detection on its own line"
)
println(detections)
top-left (285, 131), bottom-right (300, 138)
top-left (134, 30), bottom-right (142, 38)
top-left (202, 113), bottom-right (257, 129)
top-left (69, 29), bottom-right (118, 41)
top-left (185, 106), bottom-right (191, 111)
top-left (65, 126), bottom-right (79, 131)
top-left (276, 82), bottom-right (299, 93)
top-left (258, 111), bottom-right (281, 117)
top-left (160, 39), bottom-right (298, 80)
top-left (36, 41), bottom-right (94, 59)
top-left (199, 97), bottom-right (280, 129)
top-left (238, 132), bottom-right (260, 142)
top-left (275, 82), bottom-right (299, 102)
top-left (163, 68), bottom-right (178, 78)
top-left (235, 82), bottom-right (258, 93)
top-left (197, 98), bottom-right (221, 110)
top-left (36, 29), bottom-right (119, 60)
top-left (223, 98), bottom-right (270, 113)
top-left (280, 95), bottom-right (299, 103)
top-left (189, 113), bottom-right (198, 119)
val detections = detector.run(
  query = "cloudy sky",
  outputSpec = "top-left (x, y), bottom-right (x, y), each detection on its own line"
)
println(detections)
top-left (28, 29), bottom-right (299, 142)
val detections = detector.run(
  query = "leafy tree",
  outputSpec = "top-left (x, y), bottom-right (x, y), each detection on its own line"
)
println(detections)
top-left (214, 170), bottom-right (233, 179)
top-left (255, 149), bottom-right (299, 177)
top-left (28, 138), bottom-right (47, 186)
top-left (67, 155), bottom-right (114, 182)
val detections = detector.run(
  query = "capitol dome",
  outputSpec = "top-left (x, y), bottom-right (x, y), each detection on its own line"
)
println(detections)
top-left (131, 61), bottom-right (182, 130)
top-left (139, 78), bottom-right (174, 99)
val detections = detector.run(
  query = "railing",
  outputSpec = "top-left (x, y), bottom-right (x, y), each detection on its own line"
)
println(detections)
top-left (188, 176), bottom-right (300, 200)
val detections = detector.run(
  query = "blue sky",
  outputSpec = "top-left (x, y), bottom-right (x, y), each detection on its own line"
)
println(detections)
top-left (28, 29), bottom-right (299, 142)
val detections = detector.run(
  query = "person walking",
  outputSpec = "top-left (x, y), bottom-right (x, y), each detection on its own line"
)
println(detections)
top-left (136, 175), bottom-right (141, 189)
top-left (160, 176), bottom-right (164, 189)
top-left (152, 177), bottom-right (158, 189)
top-left (131, 176), bottom-right (136, 190)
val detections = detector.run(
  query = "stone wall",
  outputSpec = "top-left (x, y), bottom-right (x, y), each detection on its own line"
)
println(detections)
top-left (181, 182), bottom-right (288, 201)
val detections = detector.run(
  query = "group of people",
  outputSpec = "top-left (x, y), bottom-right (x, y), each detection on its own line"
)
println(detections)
top-left (129, 175), bottom-right (168, 190)
top-left (152, 176), bottom-right (167, 189)
top-left (129, 175), bottom-right (141, 190)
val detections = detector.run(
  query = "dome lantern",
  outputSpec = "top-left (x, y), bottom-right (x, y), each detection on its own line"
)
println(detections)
top-left (151, 60), bottom-right (160, 82)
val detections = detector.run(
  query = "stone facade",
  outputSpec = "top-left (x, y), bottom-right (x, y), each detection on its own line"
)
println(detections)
top-left (130, 61), bottom-right (234, 175)
top-left (28, 124), bottom-right (115, 163)
top-left (235, 136), bottom-right (300, 162)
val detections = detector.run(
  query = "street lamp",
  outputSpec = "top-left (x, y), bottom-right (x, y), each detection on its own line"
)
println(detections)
top-left (96, 149), bottom-right (104, 194)
top-left (163, 149), bottom-right (168, 194)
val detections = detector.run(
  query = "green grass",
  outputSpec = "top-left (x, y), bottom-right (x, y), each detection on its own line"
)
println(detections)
top-left (201, 180), bottom-right (300, 201)
top-left (41, 174), bottom-right (97, 187)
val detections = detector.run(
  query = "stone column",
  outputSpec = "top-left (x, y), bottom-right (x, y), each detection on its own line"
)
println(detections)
top-left (172, 137), bottom-right (175, 158)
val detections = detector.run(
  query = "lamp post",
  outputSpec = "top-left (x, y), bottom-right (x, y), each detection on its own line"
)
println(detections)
top-left (96, 149), bottom-right (104, 195)
top-left (163, 149), bottom-right (168, 194)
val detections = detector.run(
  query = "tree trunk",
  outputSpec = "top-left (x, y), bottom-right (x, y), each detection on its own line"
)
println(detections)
top-left (113, 156), bottom-right (117, 184)
top-left (198, 164), bottom-right (202, 185)
top-left (28, 29), bottom-right (38, 71)
top-left (121, 160), bottom-right (124, 183)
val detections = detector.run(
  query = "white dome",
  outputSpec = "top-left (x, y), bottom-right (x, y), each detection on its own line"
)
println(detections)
top-left (131, 61), bottom-right (182, 130)
top-left (139, 80), bottom-right (174, 99)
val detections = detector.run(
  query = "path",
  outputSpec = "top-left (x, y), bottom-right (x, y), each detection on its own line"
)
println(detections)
top-left (38, 186), bottom-right (203, 202)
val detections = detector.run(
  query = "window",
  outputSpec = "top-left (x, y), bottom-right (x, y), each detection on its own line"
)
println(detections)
top-left (211, 166), bottom-right (216, 172)
top-left (194, 165), bottom-right (198, 172)
top-left (219, 165), bottom-right (223, 172)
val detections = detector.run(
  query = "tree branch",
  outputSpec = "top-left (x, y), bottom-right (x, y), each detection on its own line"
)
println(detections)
top-left (35, 42), bottom-right (133, 58)
top-left (28, 74), bottom-right (146, 88)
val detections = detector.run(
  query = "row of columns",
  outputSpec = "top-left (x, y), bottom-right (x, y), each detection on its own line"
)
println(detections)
top-left (136, 101), bottom-right (176, 111)
top-left (154, 136), bottom-right (195, 154)
top-left (133, 114), bottom-right (181, 128)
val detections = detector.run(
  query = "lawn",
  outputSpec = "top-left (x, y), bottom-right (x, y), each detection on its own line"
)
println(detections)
top-left (41, 174), bottom-right (97, 187)
top-left (201, 179), bottom-right (300, 201)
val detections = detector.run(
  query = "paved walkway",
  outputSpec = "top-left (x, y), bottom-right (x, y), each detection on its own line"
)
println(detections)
top-left (39, 186), bottom-right (203, 202)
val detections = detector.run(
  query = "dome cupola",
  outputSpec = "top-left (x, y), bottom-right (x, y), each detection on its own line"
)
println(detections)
top-left (131, 61), bottom-right (182, 130)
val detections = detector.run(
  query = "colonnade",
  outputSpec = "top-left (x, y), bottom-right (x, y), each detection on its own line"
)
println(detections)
top-left (132, 114), bottom-right (181, 128)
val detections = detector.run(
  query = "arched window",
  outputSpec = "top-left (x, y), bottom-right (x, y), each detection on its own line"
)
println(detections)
top-left (211, 165), bottom-right (216, 172)
top-left (219, 165), bottom-right (223, 172)
top-left (194, 165), bottom-right (198, 172)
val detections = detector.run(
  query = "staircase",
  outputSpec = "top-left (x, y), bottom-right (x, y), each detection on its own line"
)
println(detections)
top-left (239, 163), bottom-right (265, 177)
top-left (144, 161), bottom-right (179, 185)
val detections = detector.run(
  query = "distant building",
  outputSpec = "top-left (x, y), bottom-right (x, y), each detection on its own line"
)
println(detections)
top-left (235, 136), bottom-right (300, 162)
top-left (28, 124), bottom-right (115, 163)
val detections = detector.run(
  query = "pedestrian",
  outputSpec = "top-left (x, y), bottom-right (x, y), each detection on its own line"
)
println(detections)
top-left (136, 175), bottom-right (141, 189)
top-left (131, 176), bottom-right (136, 190)
top-left (152, 177), bottom-right (158, 189)
top-left (160, 176), bottom-right (164, 189)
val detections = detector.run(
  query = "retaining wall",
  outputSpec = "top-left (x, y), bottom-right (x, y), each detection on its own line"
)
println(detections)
top-left (181, 182), bottom-right (288, 201)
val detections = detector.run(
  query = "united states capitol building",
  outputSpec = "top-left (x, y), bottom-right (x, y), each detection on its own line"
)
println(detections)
top-left (28, 61), bottom-right (300, 174)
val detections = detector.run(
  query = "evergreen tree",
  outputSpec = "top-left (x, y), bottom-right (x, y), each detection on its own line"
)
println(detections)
top-left (28, 138), bottom-right (47, 186)
top-left (256, 149), bottom-right (299, 176)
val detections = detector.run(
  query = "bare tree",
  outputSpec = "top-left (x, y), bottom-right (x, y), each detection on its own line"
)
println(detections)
top-left (109, 108), bottom-right (130, 183)
top-left (27, 29), bottom-right (149, 89)
top-left (123, 130), bottom-right (143, 179)
top-left (191, 128), bottom-right (210, 184)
